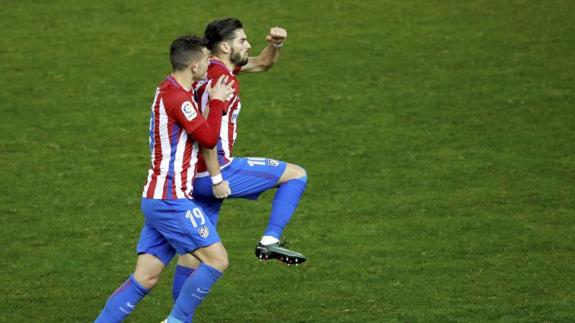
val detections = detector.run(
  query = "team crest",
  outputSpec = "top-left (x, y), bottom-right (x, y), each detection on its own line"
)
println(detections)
top-left (181, 101), bottom-right (197, 121)
top-left (267, 159), bottom-right (279, 166)
top-left (198, 226), bottom-right (210, 238)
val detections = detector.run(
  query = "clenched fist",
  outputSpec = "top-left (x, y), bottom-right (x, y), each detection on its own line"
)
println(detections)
top-left (266, 27), bottom-right (287, 45)
top-left (212, 180), bottom-right (231, 199)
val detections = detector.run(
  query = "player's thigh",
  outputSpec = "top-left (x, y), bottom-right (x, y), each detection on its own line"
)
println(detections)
top-left (136, 220), bottom-right (176, 267)
top-left (225, 157), bottom-right (287, 199)
top-left (141, 198), bottom-right (221, 258)
top-left (277, 162), bottom-right (307, 185)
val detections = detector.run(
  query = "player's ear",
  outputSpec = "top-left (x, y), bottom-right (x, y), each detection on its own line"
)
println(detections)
top-left (219, 41), bottom-right (231, 54)
top-left (190, 62), bottom-right (198, 74)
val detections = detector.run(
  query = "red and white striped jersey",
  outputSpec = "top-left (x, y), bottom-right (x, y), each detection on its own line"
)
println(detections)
top-left (194, 59), bottom-right (242, 175)
top-left (142, 76), bottom-right (205, 200)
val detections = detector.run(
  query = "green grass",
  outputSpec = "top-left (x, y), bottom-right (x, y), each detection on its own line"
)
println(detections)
top-left (1, 0), bottom-right (574, 321)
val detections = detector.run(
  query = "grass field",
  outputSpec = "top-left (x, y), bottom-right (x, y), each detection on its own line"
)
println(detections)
top-left (1, 0), bottom-right (574, 322)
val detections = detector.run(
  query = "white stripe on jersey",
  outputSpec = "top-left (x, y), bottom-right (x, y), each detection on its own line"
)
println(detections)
top-left (199, 80), bottom-right (211, 114)
top-left (154, 98), bottom-right (171, 199)
top-left (220, 110), bottom-right (230, 159)
top-left (173, 129), bottom-right (188, 199)
top-left (185, 141), bottom-right (199, 197)
top-left (233, 100), bottom-right (241, 143)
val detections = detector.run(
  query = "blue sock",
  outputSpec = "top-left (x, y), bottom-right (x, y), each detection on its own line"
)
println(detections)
top-left (95, 274), bottom-right (149, 323)
top-left (167, 263), bottom-right (223, 322)
top-left (172, 264), bottom-right (195, 302)
top-left (264, 176), bottom-right (307, 239)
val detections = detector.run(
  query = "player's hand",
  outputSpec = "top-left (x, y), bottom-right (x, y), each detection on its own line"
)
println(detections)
top-left (266, 27), bottom-right (287, 45)
top-left (207, 75), bottom-right (235, 102)
top-left (212, 180), bottom-right (231, 199)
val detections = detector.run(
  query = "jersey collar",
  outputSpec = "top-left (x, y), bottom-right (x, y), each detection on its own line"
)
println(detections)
top-left (166, 75), bottom-right (193, 93)
top-left (210, 58), bottom-right (234, 75)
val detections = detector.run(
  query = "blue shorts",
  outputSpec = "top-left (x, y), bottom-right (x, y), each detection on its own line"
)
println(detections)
top-left (136, 198), bottom-right (221, 266)
top-left (192, 157), bottom-right (287, 226)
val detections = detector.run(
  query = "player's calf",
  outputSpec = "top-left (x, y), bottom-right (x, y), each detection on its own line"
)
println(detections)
top-left (258, 163), bottom-right (308, 264)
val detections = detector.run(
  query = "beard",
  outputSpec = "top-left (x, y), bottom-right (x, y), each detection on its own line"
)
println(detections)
top-left (230, 50), bottom-right (249, 66)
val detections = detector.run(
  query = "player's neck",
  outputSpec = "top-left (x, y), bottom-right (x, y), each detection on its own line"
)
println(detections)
top-left (170, 71), bottom-right (193, 91)
top-left (211, 55), bottom-right (235, 73)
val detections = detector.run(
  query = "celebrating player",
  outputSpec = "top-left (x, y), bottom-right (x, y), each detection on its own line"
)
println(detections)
top-left (172, 18), bottom-right (308, 301)
top-left (94, 35), bottom-right (234, 322)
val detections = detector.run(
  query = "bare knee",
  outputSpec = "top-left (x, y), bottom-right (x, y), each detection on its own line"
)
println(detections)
top-left (204, 254), bottom-right (229, 272)
top-left (133, 253), bottom-right (165, 289)
top-left (133, 271), bottom-right (161, 289)
top-left (291, 164), bottom-right (307, 179)
top-left (278, 163), bottom-right (307, 184)
top-left (192, 242), bottom-right (230, 273)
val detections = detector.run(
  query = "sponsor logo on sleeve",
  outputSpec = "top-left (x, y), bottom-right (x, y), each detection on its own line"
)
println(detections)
top-left (181, 101), bottom-right (197, 121)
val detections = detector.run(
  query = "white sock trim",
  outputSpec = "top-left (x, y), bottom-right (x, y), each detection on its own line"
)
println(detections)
top-left (260, 236), bottom-right (280, 245)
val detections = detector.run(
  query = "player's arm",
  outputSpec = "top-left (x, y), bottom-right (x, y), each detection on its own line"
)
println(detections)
top-left (189, 99), bottom-right (226, 148)
top-left (174, 76), bottom-right (234, 148)
top-left (200, 106), bottom-right (231, 198)
top-left (240, 27), bottom-right (287, 73)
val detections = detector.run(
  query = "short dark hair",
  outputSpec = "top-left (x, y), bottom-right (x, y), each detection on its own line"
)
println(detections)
top-left (204, 18), bottom-right (243, 52)
top-left (169, 35), bottom-right (207, 71)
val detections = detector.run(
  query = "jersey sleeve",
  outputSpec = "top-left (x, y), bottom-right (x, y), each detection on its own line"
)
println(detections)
top-left (170, 96), bottom-right (204, 134)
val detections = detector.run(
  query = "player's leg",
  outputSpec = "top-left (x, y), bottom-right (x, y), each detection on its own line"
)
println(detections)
top-left (256, 162), bottom-right (308, 264)
top-left (262, 162), bottom-right (307, 242)
top-left (95, 254), bottom-right (165, 323)
top-left (172, 196), bottom-right (222, 301)
top-left (167, 243), bottom-right (228, 322)
top-left (95, 216), bottom-right (174, 322)
top-left (220, 157), bottom-right (308, 264)
top-left (172, 253), bottom-right (201, 302)
top-left (161, 200), bottom-right (227, 323)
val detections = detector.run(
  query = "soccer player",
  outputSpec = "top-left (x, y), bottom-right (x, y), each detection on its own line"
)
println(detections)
top-left (94, 35), bottom-right (235, 323)
top-left (172, 18), bottom-right (308, 301)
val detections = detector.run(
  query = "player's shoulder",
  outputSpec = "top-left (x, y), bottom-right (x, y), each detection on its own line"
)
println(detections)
top-left (208, 61), bottom-right (233, 79)
top-left (161, 81), bottom-right (194, 110)
top-left (165, 88), bottom-right (200, 122)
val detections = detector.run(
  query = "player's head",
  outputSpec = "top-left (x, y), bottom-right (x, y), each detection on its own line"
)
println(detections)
top-left (170, 35), bottom-right (210, 80)
top-left (204, 17), bottom-right (251, 66)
